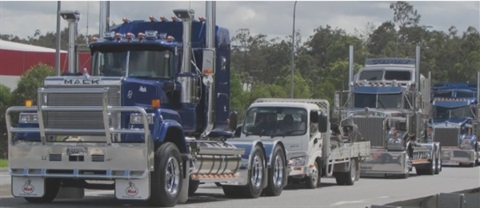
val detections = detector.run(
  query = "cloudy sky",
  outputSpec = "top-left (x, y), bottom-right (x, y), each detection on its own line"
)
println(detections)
top-left (0, 1), bottom-right (479, 43)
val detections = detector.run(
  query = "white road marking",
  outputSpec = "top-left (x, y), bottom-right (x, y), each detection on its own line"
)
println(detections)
top-left (330, 200), bottom-right (366, 206)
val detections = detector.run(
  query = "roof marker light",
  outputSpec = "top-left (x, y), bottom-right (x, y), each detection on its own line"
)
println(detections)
top-left (171, 16), bottom-right (179, 22)
top-left (166, 35), bottom-right (175, 42)
top-left (89, 36), bottom-right (98, 43)
top-left (122, 17), bottom-right (130, 24)
top-left (149, 16), bottom-right (157, 22)
top-left (138, 32), bottom-right (145, 40)
top-left (160, 16), bottom-right (168, 22)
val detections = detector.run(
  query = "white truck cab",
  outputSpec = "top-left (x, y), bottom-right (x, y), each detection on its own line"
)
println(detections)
top-left (238, 98), bottom-right (371, 188)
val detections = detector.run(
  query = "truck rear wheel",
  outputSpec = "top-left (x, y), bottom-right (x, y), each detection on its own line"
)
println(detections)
top-left (24, 178), bottom-right (60, 203)
top-left (222, 145), bottom-right (265, 198)
top-left (263, 145), bottom-right (286, 196)
top-left (149, 142), bottom-right (182, 207)
top-left (334, 160), bottom-right (356, 185)
top-left (305, 160), bottom-right (321, 189)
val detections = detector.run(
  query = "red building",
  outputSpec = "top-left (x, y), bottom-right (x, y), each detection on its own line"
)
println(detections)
top-left (0, 39), bottom-right (91, 90)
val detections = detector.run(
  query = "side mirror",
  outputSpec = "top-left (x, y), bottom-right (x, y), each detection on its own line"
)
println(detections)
top-left (318, 114), bottom-right (328, 133)
top-left (228, 111), bottom-right (238, 132)
top-left (234, 125), bottom-right (242, 138)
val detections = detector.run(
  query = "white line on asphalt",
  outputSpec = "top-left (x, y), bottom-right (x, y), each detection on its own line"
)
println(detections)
top-left (378, 196), bottom-right (390, 199)
top-left (330, 200), bottom-right (365, 206)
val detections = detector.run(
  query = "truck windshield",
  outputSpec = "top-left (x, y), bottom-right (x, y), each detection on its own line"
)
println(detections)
top-left (433, 105), bottom-right (474, 120)
top-left (92, 50), bottom-right (173, 79)
top-left (354, 93), bottom-right (402, 109)
top-left (359, 70), bottom-right (383, 81)
top-left (242, 107), bottom-right (307, 137)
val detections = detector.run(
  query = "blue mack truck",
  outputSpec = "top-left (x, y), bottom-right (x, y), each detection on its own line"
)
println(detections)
top-left (5, 7), bottom-right (288, 207)
top-left (333, 46), bottom-right (442, 178)
top-left (431, 79), bottom-right (480, 167)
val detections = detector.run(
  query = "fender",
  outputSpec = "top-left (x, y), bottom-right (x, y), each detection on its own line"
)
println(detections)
top-left (261, 140), bottom-right (287, 168)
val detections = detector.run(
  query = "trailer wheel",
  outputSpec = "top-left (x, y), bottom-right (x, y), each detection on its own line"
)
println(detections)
top-left (188, 179), bottom-right (200, 196)
top-left (305, 160), bottom-right (321, 189)
top-left (24, 178), bottom-right (60, 203)
top-left (263, 145), bottom-right (287, 196)
top-left (149, 142), bottom-right (182, 207)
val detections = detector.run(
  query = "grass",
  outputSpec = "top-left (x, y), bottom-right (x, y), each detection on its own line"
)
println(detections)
top-left (0, 159), bottom-right (8, 168)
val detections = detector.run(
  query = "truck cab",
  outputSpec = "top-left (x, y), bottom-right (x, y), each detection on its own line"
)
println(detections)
top-left (238, 98), bottom-right (370, 188)
top-left (431, 82), bottom-right (479, 166)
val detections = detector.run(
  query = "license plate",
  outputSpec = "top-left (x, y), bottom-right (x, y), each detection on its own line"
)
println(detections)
top-left (66, 147), bottom-right (88, 155)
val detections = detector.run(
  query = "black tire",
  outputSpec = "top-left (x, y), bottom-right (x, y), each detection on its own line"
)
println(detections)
top-left (188, 179), bottom-right (200, 196)
top-left (149, 142), bottom-right (183, 207)
top-left (242, 145), bottom-right (266, 198)
top-left (334, 160), bottom-right (356, 186)
top-left (434, 155), bottom-right (441, 174)
top-left (24, 178), bottom-right (60, 203)
top-left (222, 145), bottom-right (265, 198)
top-left (263, 145), bottom-right (287, 196)
top-left (305, 160), bottom-right (321, 189)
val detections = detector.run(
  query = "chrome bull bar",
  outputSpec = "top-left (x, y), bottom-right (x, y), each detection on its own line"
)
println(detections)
top-left (6, 87), bottom-right (154, 178)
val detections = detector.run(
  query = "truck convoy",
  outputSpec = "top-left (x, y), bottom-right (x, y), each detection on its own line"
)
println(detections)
top-left (430, 75), bottom-right (480, 167)
top-left (333, 46), bottom-right (442, 178)
top-left (5, 7), bottom-right (289, 207)
top-left (238, 98), bottom-right (370, 187)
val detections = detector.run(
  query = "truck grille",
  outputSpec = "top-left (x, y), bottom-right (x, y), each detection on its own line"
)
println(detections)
top-left (433, 127), bottom-right (460, 147)
top-left (43, 85), bottom-right (120, 134)
top-left (352, 116), bottom-right (385, 147)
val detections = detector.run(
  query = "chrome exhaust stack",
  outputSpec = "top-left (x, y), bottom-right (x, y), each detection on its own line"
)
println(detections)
top-left (59, 10), bottom-right (80, 74)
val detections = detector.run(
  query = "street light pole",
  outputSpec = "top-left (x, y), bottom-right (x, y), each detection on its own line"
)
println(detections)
top-left (290, 0), bottom-right (297, 98)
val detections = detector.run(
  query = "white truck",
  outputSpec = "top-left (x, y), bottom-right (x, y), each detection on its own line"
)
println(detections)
top-left (236, 98), bottom-right (370, 187)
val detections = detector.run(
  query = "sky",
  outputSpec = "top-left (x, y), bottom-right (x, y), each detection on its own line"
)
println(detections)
top-left (0, 0), bottom-right (479, 43)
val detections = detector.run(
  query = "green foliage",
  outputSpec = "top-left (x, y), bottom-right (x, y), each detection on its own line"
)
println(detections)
top-left (11, 64), bottom-right (54, 106)
top-left (0, 85), bottom-right (12, 159)
top-left (0, 159), bottom-right (7, 167)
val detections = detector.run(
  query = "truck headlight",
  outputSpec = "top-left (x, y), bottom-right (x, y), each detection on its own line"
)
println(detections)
top-left (289, 156), bottom-right (306, 167)
top-left (386, 138), bottom-right (405, 151)
top-left (19, 113), bottom-right (38, 123)
top-left (129, 113), bottom-right (155, 125)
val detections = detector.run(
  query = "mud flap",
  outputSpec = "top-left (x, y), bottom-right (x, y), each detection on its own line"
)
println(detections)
top-left (178, 155), bottom-right (190, 204)
top-left (177, 176), bottom-right (189, 204)
top-left (115, 174), bottom-right (150, 200)
top-left (12, 177), bottom-right (45, 197)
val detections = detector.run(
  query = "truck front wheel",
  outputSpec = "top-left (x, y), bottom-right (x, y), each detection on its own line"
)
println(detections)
top-left (149, 142), bottom-right (183, 207)
top-left (263, 145), bottom-right (287, 196)
top-left (24, 178), bottom-right (60, 203)
top-left (305, 160), bottom-right (321, 189)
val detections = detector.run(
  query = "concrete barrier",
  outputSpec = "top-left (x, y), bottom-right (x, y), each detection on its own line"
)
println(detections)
top-left (370, 187), bottom-right (480, 208)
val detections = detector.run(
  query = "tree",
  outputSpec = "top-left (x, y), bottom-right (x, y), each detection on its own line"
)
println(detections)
top-left (11, 64), bottom-right (55, 106)
top-left (390, 1), bottom-right (421, 29)
top-left (0, 84), bottom-right (12, 158)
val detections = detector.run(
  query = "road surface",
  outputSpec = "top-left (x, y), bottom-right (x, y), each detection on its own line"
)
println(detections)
top-left (0, 166), bottom-right (479, 208)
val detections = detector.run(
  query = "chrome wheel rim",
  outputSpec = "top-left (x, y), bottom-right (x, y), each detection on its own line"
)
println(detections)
top-left (165, 157), bottom-right (180, 196)
top-left (251, 155), bottom-right (263, 189)
top-left (273, 155), bottom-right (284, 188)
